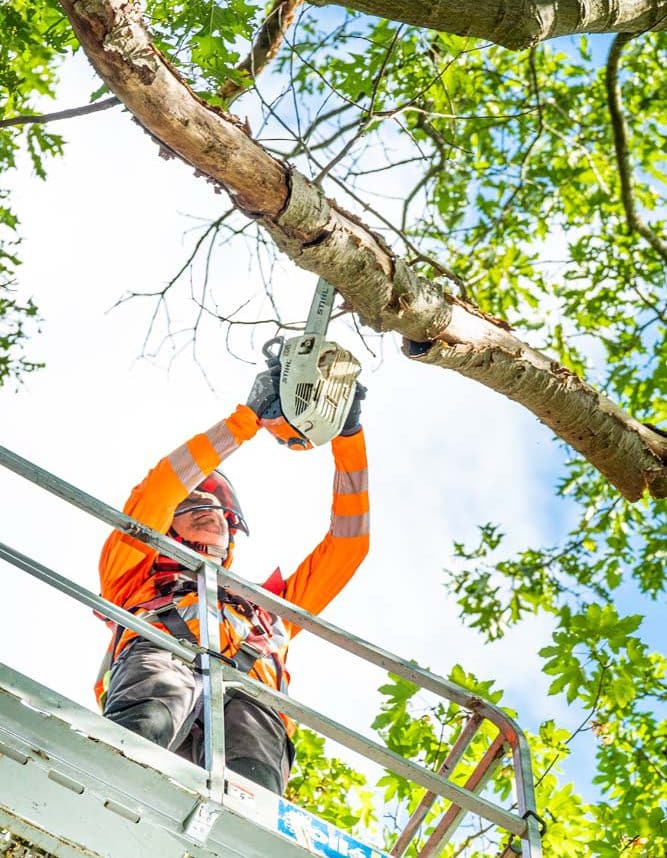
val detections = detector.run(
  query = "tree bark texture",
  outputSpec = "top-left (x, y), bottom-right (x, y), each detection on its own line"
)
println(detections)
top-left (58, 0), bottom-right (667, 500)
top-left (312, 0), bottom-right (667, 49)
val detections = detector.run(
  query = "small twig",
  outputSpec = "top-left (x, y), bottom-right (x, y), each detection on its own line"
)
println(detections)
top-left (0, 96), bottom-right (121, 129)
top-left (542, 117), bottom-right (609, 193)
top-left (450, 820), bottom-right (496, 857)
top-left (314, 25), bottom-right (403, 184)
top-left (366, 25), bottom-right (404, 119)
top-left (534, 664), bottom-right (608, 789)
top-left (326, 168), bottom-right (464, 288)
top-left (284, 104), bottom-right (356, 158)
top-left (350, 310), bottom-right (377, 358)
top-left (470, 45), bottom-right (544, 254)
top-left (314, 124), bottom-right (367, 184)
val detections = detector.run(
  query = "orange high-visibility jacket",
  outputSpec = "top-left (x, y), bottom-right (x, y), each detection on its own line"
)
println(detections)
top-left (96, 404), bottom-right (369, 734)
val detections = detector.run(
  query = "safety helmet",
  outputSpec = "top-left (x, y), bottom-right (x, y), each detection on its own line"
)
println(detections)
top-left (173, 470), bottom-right (249, 536)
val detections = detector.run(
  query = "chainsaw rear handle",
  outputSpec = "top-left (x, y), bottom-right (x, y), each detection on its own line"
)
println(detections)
top-left (259, 335), bottom-right (312, 450)
top-left (262, 336), bottom-right (284, 365)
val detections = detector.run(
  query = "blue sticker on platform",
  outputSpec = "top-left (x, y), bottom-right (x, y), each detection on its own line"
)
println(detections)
top-left (278, 800), bottom-right (383, 858)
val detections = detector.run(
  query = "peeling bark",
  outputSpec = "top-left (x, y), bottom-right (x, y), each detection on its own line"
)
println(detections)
top-left (59, 0), bottom-right (287, 214)
top-left (312, 0), bottom-right (667, 50)
top-left (57, 0), bottom-right (667, 500)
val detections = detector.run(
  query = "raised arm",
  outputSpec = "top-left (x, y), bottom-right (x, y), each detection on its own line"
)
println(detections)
top-left (99, 404), bottom-right (260, 606)
top-left (281, 427), bottom-right (370, 638)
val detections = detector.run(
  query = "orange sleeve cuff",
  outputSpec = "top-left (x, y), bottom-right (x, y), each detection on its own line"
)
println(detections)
top-left (331, 428), bottom-right (368, 470)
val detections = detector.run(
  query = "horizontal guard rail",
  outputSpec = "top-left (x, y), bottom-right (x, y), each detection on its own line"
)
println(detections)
top-left (0, 445), bottom-right (541, 851)
top-left (220, 668), bottom-right (527, 836)
top-left (0, 539), bottom-right (525, 837)
top-left (0, 543), bottom-right (196, 664)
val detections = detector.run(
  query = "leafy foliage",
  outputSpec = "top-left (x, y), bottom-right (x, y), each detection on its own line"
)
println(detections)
top-left (285, 728), bottom-right (376, 832)
top-left (281, 668), bottom-right (630, 858)
top-left (146, 0), bottom-right (260, 100)
top-left (0, 0), bottom-right (72, 384)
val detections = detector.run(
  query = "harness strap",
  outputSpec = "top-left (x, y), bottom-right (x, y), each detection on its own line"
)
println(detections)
top-left (152, 607), bottom-right (265, 678)
top-left (158, 608), bottom-right (199, 647)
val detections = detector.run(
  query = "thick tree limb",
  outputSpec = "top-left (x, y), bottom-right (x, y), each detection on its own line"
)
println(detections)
top-left (220, 0), bottom-right (305, 104)
top-left (402, 323), bottom-right (667, 502)
top-left (312, 0), bottom-right (667, 50)
top-left (606, 33), bottom-right (667, 262)
top-left (57, 0), bottom-right (667, 500)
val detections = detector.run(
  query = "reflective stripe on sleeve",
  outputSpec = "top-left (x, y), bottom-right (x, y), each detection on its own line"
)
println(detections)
top-left (205, 421), bottom-right (238, 461)
top-left (334, 468), bottom-right (368, 495)
top-left (331, 511), bottom-right (370, 538)
top-left (168, 445), bottom-right (206, 492)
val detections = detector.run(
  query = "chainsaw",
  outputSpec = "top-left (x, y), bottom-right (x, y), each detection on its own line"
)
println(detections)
top-left (260, 277), bottom-right (361, 450)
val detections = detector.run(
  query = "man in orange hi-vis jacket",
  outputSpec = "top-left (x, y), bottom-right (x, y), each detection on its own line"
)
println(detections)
top-left (95, 369), bottom-right (368, 795)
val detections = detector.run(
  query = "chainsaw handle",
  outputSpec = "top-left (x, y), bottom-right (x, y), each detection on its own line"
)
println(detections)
top-left (262, 336), bottom-right (284, 365)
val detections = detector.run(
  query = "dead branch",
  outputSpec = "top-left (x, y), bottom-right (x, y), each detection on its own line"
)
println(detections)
top-left (219, 0), bottom-right (305, 104)
top-left (0, 96), bottom-right (120, 129)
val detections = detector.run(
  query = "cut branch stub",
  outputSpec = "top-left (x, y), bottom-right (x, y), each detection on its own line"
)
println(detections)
top-left (56, 0), bottom-right (667, 500)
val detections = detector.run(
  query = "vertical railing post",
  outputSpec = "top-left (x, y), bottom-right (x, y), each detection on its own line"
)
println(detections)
top-left (512, 737), bottom-right (544, 858)
top-left (196, 560), bottom-right (226, 804)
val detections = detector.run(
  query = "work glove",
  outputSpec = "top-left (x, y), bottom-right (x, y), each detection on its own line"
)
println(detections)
top-left (340, 382), bottom-right (366, 436)
top-left (246, 363), bottom-right (281, 420)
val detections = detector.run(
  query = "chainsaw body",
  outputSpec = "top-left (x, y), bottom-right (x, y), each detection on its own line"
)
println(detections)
top-left (261, 278), bottom-right (361, 449)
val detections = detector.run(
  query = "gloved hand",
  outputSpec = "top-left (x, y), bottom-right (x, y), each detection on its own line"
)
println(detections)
top-left (340, 382), bottom-right (366, 436)
top-left (246, 363), bottom-right (281, 420)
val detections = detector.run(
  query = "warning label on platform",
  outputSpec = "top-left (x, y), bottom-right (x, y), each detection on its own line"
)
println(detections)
top-left (277, 800), bottom-right (384, 858)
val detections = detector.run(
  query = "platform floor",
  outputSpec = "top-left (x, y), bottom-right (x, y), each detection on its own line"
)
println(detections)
top-left (0, 663), bottom-right (387, 858)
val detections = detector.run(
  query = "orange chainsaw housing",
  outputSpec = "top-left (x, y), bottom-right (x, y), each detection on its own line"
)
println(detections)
top-left (260, 415), bottom-right (313, 451)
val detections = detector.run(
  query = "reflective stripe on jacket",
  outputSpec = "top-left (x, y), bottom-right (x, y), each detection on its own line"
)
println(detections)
top-left (95, 404), bottom-right (370, 736)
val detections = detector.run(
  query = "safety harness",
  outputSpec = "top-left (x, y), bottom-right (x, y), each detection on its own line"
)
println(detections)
top-left (102, 560), bottom-right (285, 688)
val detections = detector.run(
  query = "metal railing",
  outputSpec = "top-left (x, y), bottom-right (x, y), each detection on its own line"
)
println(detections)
top-left (0, 445), bottom-right (544, 857)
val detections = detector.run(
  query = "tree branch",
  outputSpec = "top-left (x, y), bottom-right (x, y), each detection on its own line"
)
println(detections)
top-left (0, 96), bottom-right (121, 129)
top-left (311, 0), bottom-right (667, 50)
top-left (57, 0), bottom-right (667, 500)
top-left (605, 32), bottom-right (667, 263)
top-left (219, 0), bottom-right (305, 104)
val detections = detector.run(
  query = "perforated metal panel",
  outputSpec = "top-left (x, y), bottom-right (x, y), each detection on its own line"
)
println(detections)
top-left (0, 664), bottom-right (389, 858)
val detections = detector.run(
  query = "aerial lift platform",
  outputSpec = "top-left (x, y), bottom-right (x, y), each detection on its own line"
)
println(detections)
top-left (0, 446), bottom-right (545, 858)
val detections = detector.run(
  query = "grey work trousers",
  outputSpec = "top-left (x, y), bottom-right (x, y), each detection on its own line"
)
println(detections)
top-left (103, 639), bottom-right (293, 794)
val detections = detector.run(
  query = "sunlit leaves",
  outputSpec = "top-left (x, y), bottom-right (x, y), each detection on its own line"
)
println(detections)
top-left (0, 0), bottom-right (73, 382)
top-left (285, 727), bottom-right (376, 832)
top-left (146, 0), bottom-right (260, 93)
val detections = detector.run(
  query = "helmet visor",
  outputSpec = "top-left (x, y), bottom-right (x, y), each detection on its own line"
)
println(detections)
top-left (174, 471), bottom-right (249, 536)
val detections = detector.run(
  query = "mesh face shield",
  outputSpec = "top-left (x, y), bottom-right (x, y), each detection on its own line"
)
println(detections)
top-left (174, 470), bottom-right (249, 536)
